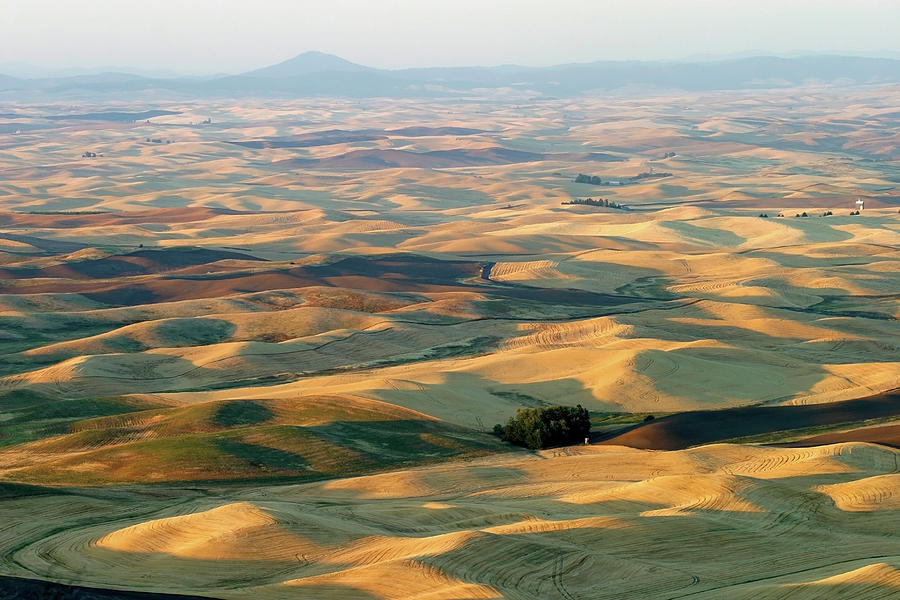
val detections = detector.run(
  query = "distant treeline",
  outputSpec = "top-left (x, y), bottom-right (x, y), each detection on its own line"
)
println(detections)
top-left (575, 173), bottom-right (605, 185)
top-left (575, 170), bottom-right (672, 185)
top-left (562, 197), bottom-right (625, 209)
top-left (628, 170), bottom-right (672, 181)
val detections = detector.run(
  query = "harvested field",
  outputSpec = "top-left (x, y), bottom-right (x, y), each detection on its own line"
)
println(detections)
top-left (229, 126), bottom-right (487, 149)
top-left (0, 207), bottom-right (242, 229)
top-left (1, 442), bottom-right (899, 599)
top-left (1, 87), bottom-right (899, 599)
top-left (277, 148), bottom-right (619, 170)
top-left (0, 248), bottom-right (263, 280)
top-left (0, 253), bottom-right (647, 309)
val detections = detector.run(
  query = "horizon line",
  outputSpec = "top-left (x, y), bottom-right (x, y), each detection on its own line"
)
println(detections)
top-left (4, 50), bottom-right (900, 80)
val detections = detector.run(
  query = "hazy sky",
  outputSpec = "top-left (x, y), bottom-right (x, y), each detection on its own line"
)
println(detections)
top-left (3, 0), bottom-right (899, 74)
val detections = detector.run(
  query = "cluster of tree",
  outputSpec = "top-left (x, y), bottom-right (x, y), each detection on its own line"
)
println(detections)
top-left (493, 405), bottom-right (591, 450)
top-left (576, 171), bottom-right (672, 187)
top-left (145, 138), bottom-right (171, 144)
top-left (775, 211), bottom-right (840, 218)
top-left (562, 197), bottom-right (625, 209)
top-left (81, 151), bottom-right (100, 158)
top-left (627, 170), bottom-right (672, 182)
top-left (575, 173), bottom-right (604, 185)
top-left (661, 151), bottom-right (677, 158)
top-left (758, 213), bottom-right (769, 218)
top-left (849, 210), bottom-right (861, 215)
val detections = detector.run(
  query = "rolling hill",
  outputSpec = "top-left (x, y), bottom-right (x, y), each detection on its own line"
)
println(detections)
top-left (2, 53), bottom-right (899, 98)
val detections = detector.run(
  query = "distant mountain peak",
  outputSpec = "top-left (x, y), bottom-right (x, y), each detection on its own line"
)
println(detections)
top-left (243, 51), bottom-right (372, 78)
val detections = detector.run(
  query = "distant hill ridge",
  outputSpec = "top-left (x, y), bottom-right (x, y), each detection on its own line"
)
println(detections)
top-left (242, 50), bottom-right (376, 78)
top-left (2, 52), bottom-right (899, 98)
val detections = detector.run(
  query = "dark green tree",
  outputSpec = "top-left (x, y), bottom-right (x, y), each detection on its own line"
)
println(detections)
top-left (494, 405), bottom-right (591, 450)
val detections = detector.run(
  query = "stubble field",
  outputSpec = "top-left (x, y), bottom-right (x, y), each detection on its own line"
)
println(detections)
top-left (0, 86), bottom-right (898, 598)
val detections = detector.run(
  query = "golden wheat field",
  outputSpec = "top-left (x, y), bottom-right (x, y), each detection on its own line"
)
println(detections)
top-left (3, 442), bottom-right (900, 599)
top-left (0, 85), bottom-right (898, 598)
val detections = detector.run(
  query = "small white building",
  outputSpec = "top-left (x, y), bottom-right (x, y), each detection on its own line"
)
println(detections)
top-left (855, 198), bottom-right (865, 211)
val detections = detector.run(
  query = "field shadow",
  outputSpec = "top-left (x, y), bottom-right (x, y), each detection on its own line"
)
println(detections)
top-left (600, 389), bottom-right (900, 450)
top-left (0, 576), bottom-right (225, 600)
